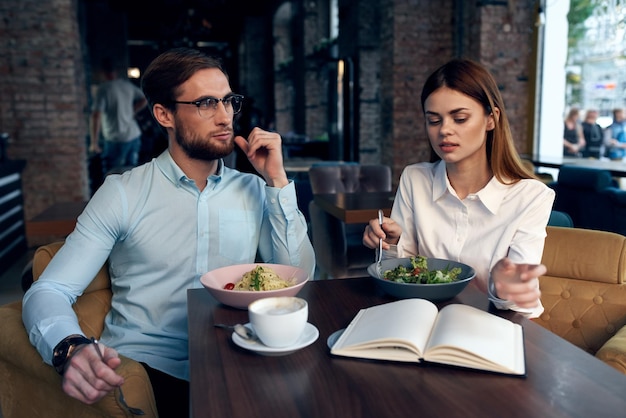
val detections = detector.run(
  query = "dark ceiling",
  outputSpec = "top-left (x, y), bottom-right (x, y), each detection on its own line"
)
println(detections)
top-left (108, 0), bottom-right (281, 46)
top-left (84, 0), bottom-right (286, 88)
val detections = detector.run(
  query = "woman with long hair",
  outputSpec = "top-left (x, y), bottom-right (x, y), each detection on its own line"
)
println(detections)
top-left (363, 59), bottom-right (554, 318)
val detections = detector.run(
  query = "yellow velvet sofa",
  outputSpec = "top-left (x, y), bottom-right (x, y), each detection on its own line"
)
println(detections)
top-left (0, 241), bottom-right (158, 418)
top-left (536, 226), bottom-right (626, 373)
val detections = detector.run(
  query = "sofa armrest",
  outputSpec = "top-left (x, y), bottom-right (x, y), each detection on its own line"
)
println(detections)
top-left (0, 303), bottom-right (158, 417)
top-left (596, 325), bottom-right (626, 374)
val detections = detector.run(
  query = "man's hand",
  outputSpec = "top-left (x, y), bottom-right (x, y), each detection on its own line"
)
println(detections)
top-left (61, 342), bottom-right (123, 405)
top-left (234, 127), bottom-right (288, 188)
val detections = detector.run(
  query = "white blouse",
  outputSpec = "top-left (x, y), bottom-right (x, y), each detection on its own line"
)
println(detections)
top-left (388, 160), bottom-right (555, 318)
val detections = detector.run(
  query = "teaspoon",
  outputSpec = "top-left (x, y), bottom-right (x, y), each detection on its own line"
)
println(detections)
top-left (214, 323), bottom-right (258, 341)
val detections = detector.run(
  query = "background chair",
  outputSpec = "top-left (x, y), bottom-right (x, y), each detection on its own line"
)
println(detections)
top-left (308, 164), bottom-right (392, 279)
top-left (547, 210), bottom-right (574, 227)
top-left (0, 241), bottom-right (158, 418)
top-left (536, 226), bottom-right (626, 373)
top-left (549, 165), bottom-right (614, 231)
top-left (550, 165), bottom-right (626, 235)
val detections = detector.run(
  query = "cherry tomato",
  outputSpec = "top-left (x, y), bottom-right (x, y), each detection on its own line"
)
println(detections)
top-left (223, 283), bottom-right (235, 290)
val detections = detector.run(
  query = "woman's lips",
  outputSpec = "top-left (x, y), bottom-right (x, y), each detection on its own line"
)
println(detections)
top-left (439, 142), bottom-right (458, 152)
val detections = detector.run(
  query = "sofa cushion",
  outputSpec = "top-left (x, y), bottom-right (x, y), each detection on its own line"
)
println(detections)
top-left (595, 325), bottom-right (626, 374)
top-left (536, 227), bottom-right (626, 355)
top-left (541, 227), bottom-right (626, 285)
top-left (536, 275), bottom-right (626, 354)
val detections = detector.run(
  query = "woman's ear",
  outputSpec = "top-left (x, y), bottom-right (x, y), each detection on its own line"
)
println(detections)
top-left (487, 107), bottom-right (500, 131)
top-left (152, 104), bottom-right (174, 129)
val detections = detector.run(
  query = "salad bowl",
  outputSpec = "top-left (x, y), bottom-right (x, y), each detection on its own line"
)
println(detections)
top-left (367, 257), bottom-right (476, 302)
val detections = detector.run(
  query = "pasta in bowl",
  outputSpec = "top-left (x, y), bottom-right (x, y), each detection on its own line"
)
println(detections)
top-left (200, 264), bottom-right (310, 309)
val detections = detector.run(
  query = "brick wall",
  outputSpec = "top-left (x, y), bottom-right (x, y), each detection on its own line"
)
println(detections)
top-left (377, 0), bottom-right (536, 185)
top-left (477, 1), bottom-right (536, 157)
top-left (0, 0), bottom-right (89, 245)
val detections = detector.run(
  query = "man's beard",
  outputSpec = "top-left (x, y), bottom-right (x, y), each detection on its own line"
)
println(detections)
top-left (175, 127), bottom-right (235, 161)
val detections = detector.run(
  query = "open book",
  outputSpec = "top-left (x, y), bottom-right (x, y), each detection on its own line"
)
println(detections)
top-left (330, 299), bottom-right (525, 376)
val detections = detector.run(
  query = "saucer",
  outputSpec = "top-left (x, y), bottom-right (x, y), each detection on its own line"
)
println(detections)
top-left (232, 323), bottom-right (319, 356)
top-left (326, 328), bottom-right (346, 349)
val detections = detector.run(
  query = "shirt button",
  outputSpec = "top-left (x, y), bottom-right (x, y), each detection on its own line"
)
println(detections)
top-left (270, 198), bottom-right (277, 204)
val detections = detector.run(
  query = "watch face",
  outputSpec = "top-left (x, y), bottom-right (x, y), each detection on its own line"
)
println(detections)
top-left (52, 340), bottom-right (71, 367)
top-left (52, 335), bottom-right (92, 373)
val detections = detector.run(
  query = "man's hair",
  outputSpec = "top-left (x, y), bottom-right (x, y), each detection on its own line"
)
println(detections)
top-left (141, 47), bottom-right (227, 111)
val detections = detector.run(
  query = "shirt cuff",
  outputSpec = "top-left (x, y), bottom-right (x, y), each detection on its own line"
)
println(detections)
top-left (265, 181), bottom-right (298, 214)
top-left (488, 275), bottom-right (544, 319)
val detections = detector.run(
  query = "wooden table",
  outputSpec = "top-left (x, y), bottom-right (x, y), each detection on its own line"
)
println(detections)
top-left (313, 191), bottom-right (394, 223)
top-left (25, 201), bottom-right (87, 237)
top-left (188, 279), bottom-right (626, 418)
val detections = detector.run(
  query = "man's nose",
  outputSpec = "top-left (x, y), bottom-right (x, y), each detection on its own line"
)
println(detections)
top-left (214, 101), bottom-right (231, 124)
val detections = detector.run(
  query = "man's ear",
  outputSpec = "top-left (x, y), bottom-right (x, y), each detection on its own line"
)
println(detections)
top-left (487, 107), bottom-right (500, 131)
top-left (152, 104), bottom-right (174, 129)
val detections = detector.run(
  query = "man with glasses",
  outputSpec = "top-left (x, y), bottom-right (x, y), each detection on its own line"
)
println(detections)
top-left (22, 47), bottom-right (315, 417)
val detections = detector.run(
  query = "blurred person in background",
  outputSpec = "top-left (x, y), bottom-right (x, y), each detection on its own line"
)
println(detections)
top-left (581, 109), bottom-right (604, 159)
top-left (562, 107), bottom-right (585, 157)
top-left (604, 108), bottom-right (626, 161)
top-left (90, 57), bottom-right (148, 173)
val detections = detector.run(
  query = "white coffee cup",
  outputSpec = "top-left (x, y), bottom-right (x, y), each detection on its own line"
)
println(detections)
top-left (248, 296), bottom-right (308, 348)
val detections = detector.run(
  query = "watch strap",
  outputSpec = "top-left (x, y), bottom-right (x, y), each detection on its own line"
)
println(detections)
top-left (52, 334), bottom-right (92, 375)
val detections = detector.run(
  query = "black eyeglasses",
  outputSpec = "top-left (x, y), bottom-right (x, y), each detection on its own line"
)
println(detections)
top-left (173, 94), bottom-right (244, 118)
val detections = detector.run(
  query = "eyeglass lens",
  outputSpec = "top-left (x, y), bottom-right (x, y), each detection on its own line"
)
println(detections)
top-left (199, 96), bottom-right (243, 116)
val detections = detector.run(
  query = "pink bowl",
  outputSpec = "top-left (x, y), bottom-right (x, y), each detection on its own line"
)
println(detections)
top-left (200, 264), bottom-right (310, 309)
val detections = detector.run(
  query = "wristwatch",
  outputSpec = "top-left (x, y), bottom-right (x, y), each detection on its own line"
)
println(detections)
top-left (52, 334), bottom-right (92, 375)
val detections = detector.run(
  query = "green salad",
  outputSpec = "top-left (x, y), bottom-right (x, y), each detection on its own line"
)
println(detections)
top-left (383, 255), bottom-right (462, 284)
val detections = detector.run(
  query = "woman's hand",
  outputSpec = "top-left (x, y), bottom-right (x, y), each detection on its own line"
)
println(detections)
top-left (362, 215), bottom-right (402, 250)
top-left (491, 258), bottom-right (545, 309)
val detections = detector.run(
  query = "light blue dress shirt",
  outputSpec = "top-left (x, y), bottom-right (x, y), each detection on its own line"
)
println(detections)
top-left (22, 151), bottom-right (315, 380)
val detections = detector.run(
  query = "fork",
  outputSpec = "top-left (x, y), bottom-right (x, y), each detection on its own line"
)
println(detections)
top-left (91, 338), bottom-right (145, 416)
top-left (376, 209), bottom-right (384, 278)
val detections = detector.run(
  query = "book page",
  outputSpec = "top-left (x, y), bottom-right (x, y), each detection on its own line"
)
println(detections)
top-left (423, 304), bottom-right (525, 375)
top-left (330, 299), bottom-right (439, 362)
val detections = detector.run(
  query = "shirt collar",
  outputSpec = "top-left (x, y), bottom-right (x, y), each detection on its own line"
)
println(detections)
top-left (474, 177), bottom-right (508, 214)
top-left (154, 151), bottom-right (225, 187)
top-left (431, 160), bottom-right (508, 215)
